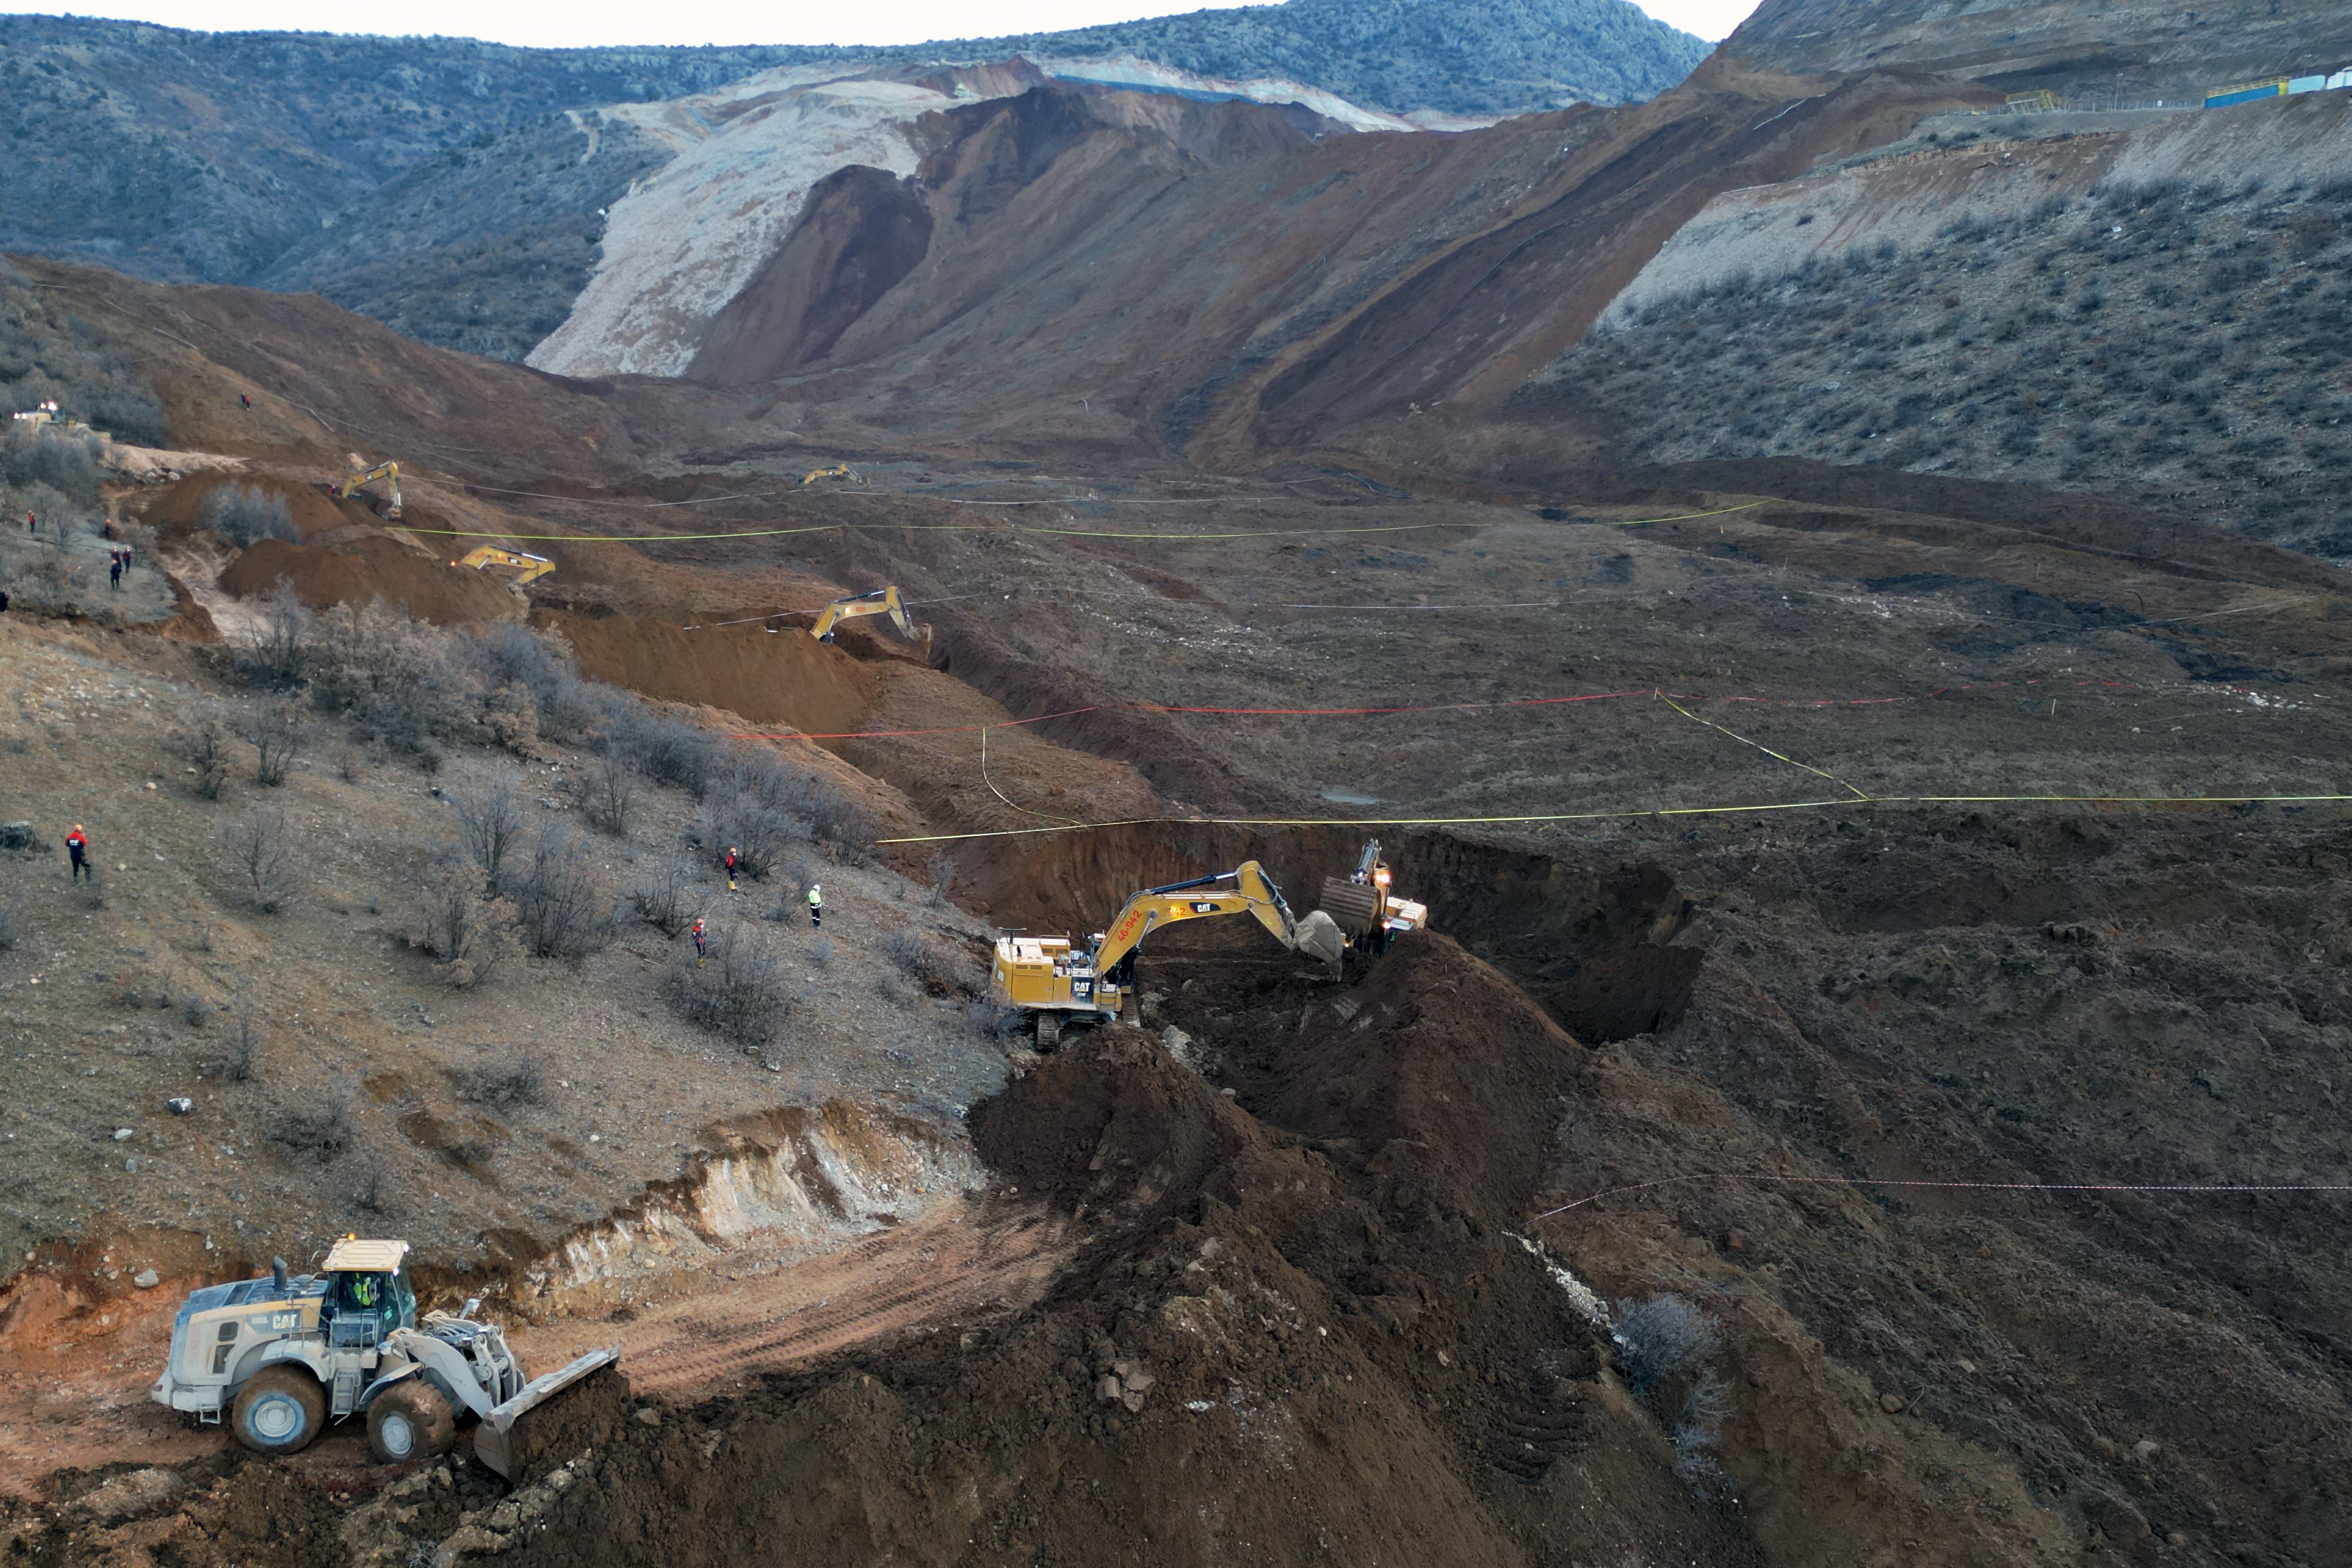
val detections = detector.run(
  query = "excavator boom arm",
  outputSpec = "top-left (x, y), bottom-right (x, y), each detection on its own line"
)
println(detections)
top-left (1090, 861), bottom-right (1297, 978)
top-left (811, 586), bottom-right (931, 647)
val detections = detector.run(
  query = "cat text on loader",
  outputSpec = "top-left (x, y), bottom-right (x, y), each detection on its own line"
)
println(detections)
top-left (810, 585), bottom-right (931, 651)
top-left (1318, 839), bottom-right (1430, 958)
top-left (990, 861), bottom-right (1345, 1049)
top-left (151, 1237), bottom-right (617, 1477)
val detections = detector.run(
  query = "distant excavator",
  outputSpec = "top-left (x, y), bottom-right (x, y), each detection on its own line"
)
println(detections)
top-left (810, 586), bottom-right (930, 650)
top-left (335, 459), bottom-right (403, 520)
top-left (1317, 839), bottom-right (1430, 958)
top-left (451, 546), bottom-right (556, 587)
top-left (801, 463), bottom-right (864, 486)
top-left (990, 861), bottom-right (1347, 1049)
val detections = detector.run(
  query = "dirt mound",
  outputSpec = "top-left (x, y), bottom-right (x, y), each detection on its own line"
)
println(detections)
top-left (971, 1025), bottom-right (1255, 1217)
top-left (137, 471), bottom-right (365, 541)
top-left (218, 535), bottom-right (526, 623)
top-left (1271, 933), bottom-right (1585, 1219)
top-left (532, 607), bottom-right (877, 736)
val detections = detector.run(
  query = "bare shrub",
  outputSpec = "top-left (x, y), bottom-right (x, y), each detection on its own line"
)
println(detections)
top-left (406, 858), bottom-right (522, 988)
top-left (198, 482), bottom-right (298, 547)
top-left (611, 709), bottom-right (722, 796)
top-left (694, 791), bottom-right (799, 883)
top-left (179, 991), bottom-right (216, 1027)
top-left (453, 1056), bottom-right (547, 1110)
top-left (177, 707), bottom-right (232, 800)
top-left (0, 904), bottom-right (14, 951)
top-left (510, 828), bottom-right (616, 962)
top-left (200, 1010), bottom-right (261, 1081)
top-left (241, 699), bottom-right (306, 786)
top-left (482, 681), bottom-right (539, 758)
top-left (881, 927), bottom-right (975, 996)
top-left (308, 598), bottom-right (478, 753)
top-left (629, 859), bottom-right (692, 937)
top-left (268, 1094), bottom-right (353, 1166)
top-left (926, 852), bottom-right (954, 909)
top-left (663, 924), bottom-right (788, 1048)
top-left (218, 803), bottom-right (295, 912)
top-left (1614, 1294), bottom-right (1721, 1401)
top-left (1614, 1293), bottom-right (1730, 1491)
top-left (571, 757), bottom-right (637, 838)
top-left (446, 773), bottom-right (525, 888)
top-left (238, 579), bottom-right (312, 687)
top-left (466, 621), bottom-right (595, 743)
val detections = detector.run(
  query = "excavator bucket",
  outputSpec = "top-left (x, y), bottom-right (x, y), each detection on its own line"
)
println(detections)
top-left (1291, 909), bottom-right (1345, 968)
top-left (1318, 878), bottom-right (1385, 937)
top-left (471, 1345), bottom-right (622, 1482)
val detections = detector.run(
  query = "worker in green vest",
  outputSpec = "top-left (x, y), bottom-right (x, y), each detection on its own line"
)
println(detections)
top-left (807, 881), bottom-right (823, 930)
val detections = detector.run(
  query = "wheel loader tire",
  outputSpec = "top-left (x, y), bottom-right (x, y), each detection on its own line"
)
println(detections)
top-left (231, 1366), bottom-right (326, 1456)
top-left (1035, 1013), bottom-right (1061, 1052)
top-left (367, 1380), bottom-right (456, 1465)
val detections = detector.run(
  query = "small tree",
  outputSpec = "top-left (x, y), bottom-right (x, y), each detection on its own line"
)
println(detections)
top-left (406, 857), bottom-right (521, 988)
top-left (511, 827), bottom-right (616, 962)
top-left (447, 772), bottom-right (525, 888)
top-left (241, 578), bottom-right (312, 687)
top-left (178, 706), bottom-right (232, 800)
top-left (572, 756), bottom-right (636, 838)
top-left (663, 924), bottom-right (788, 1048)
top-left (219, 803), bottom-right (295, 912)
top-left (629, 859), bottom-right (692, 937)
top-left (241, 699), bottom-right (306, 787)
top-left (198, 482), bottom-right (298, 548)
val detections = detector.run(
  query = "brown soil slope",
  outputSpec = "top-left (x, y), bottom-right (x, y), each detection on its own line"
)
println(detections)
top-left (675, 70), bottom-right (1984, 467)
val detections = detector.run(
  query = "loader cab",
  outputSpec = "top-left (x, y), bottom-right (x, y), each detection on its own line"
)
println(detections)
top-left (319, 1238), bottom-right (416, 1347)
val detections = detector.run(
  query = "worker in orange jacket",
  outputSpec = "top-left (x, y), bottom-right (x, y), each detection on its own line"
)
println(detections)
top-left (691, 917), bottom-right (707, 967)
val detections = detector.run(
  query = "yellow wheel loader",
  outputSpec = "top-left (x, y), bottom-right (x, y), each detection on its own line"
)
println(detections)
top-left (801, 463), bottom-right (864, 486)
top-left (810, 586), bottom-right (931, 650)
top-left (151, 1237), bottom-right (616, 1477)
top-left (452, 545), bottom-right (557, 586)
top-left (335, 459), bottom-right (403, 520)
top-left (989, 861), bottom-right (1345, 1050)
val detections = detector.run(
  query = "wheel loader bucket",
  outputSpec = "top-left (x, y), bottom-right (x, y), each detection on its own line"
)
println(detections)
top-left (472, 1345), bottom-right (622, 1482)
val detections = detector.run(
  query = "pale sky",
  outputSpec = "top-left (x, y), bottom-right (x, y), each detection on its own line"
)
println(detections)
top-left (0, 0), bottom-right (1760, 50)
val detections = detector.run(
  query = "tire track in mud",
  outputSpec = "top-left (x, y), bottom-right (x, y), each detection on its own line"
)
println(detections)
top-left (518, 1209), bottom-right (1071, 1397)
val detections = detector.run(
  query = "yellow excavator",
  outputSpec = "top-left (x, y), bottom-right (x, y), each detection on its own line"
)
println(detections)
top-left (802, 463), bottom-right (863, 486)
top-left (1318, 839), bottom-right (1430, 958)
top-left (451, 546), bottom-right (557, 587)
top-left (990, 862), bottom-right (1345, 1049)
top-left (810, 586), bottom-right (931, 650)
top-left (335, 459), bottom-right (403, 520)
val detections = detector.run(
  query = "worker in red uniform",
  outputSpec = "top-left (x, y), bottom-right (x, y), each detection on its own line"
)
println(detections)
top-left (691, 917), bottom-right (707, 967)
top-left (725, 846), bottom-right (740, 893)
top-left (66, 824), bottom-right (92, 884)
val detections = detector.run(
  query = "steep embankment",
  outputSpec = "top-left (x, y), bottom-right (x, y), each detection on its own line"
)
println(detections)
top-left (1530, 91), bottom-right (2352, 553)
top-left (668, 67), bottom-right (1983, 465)
top-left (1719, 0), bottom-right (2352, 102)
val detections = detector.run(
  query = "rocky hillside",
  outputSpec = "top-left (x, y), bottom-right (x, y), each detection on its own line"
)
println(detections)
top-left (1721, 0), bottom-right (2352, 103)
top-left (0, 1), bottom-right (1706, 354)
top-left (1529, 92), bottom-right (2352, 557)
top-left (924, 0), bottom-right (1711, 119)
